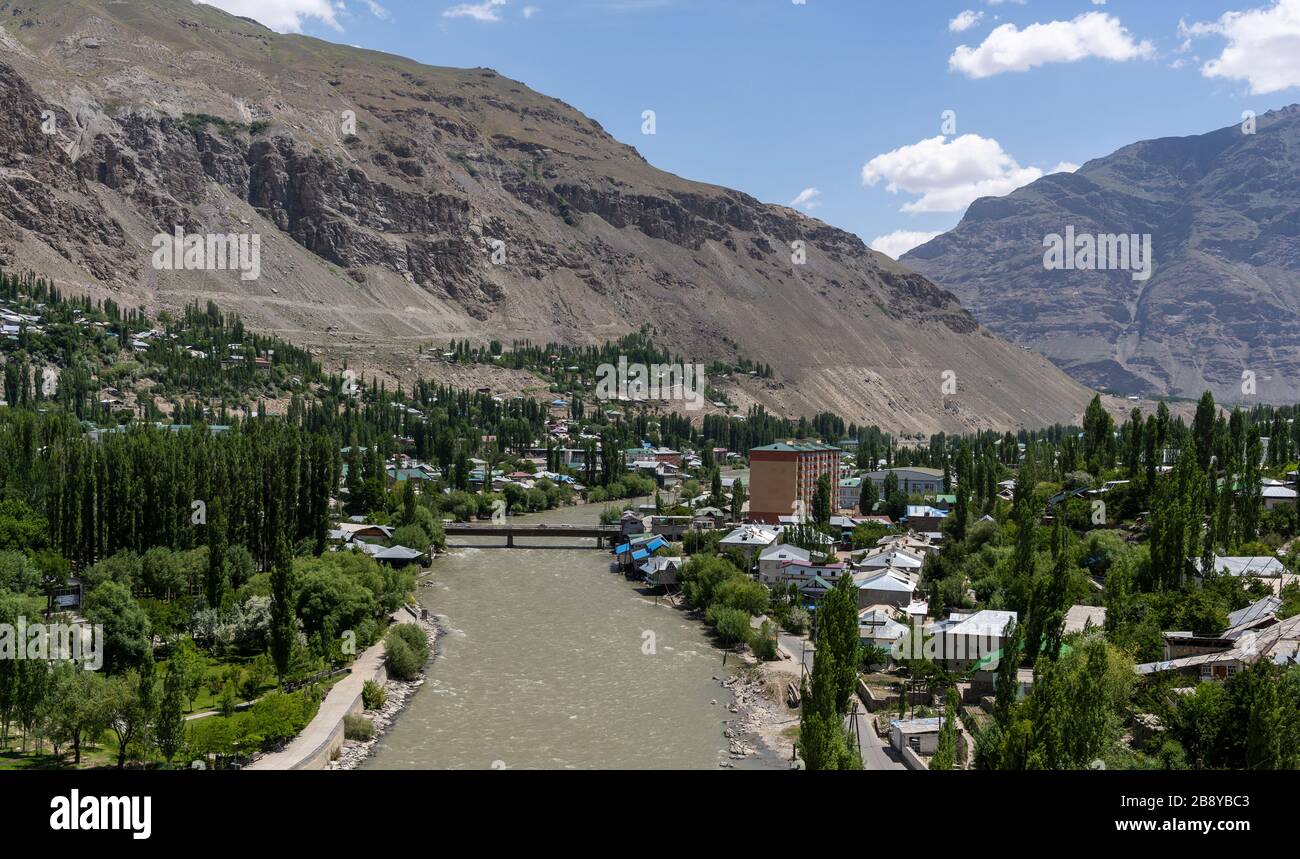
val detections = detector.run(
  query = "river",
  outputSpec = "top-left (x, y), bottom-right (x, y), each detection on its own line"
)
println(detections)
top-left (364, 495), bottom-right (780, 770)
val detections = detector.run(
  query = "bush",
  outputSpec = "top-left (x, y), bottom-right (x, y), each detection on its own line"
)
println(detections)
top-left (362, 679), bottom-right (386, 710)
top-left (343, 714), bottom-right (375, 741)
top-left (751, 620), bottom-right (779, 661)
top-left (390, 622), bottom-right (429, 656)
top-left (705, 603), bottom-right (752, 647)
top-left (384, 624), bottom-right (429, 681)
top-left (785, 607), bottom-right (810, 635)
top-left (384, 637), bottom-right (420, 680)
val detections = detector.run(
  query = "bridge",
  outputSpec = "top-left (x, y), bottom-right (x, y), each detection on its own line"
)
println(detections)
top-left (441, 522), bottom-right (621, 548)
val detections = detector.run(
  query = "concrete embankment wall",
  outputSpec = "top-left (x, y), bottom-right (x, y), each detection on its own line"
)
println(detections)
top-left (246, 613), bottom-right (414, 771)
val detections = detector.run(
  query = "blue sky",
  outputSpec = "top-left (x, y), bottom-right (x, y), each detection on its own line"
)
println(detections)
top-left (198, 0), bottom-right (1300, 257)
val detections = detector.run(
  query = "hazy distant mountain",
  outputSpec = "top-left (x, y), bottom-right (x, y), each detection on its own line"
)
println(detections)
top-left (0, 0), bottom-right (1093, 433)
top-left (904, 106), bottom-right (1300, 404)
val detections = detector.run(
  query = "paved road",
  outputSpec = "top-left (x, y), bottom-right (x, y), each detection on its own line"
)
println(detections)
top-left (780, 631), bottom-right (906, 770)
top-left (850, 706), bottom-right (906, 770)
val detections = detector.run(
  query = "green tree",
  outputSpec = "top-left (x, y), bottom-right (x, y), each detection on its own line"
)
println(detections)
top-left (858, 477), bottom-right (878, 515)
top-left (205, 498), bottom-right (228, 609)
top-left (269, 531), bottom-right (296, 681)
top-left (155, 663), bottom-right (186, 762)
top-left (84, 581), bottom-right (152, 674)
top-left (812, 473), bottom-right (832, 526)
top-left (931, 688), bottom-right (959, 770)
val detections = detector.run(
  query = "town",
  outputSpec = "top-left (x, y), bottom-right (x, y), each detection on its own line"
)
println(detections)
top-left (3, 270), bottom-right (1299, 772)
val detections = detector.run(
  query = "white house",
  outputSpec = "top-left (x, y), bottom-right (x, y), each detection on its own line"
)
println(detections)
top-left (853, 568), bottom-right (916, 609)
top-left (718, 524), bottom-right (780, 559)
top-left (757, 543), bottom-right (811, 584)
top-left (925, 610), bottom-right (1017, 670)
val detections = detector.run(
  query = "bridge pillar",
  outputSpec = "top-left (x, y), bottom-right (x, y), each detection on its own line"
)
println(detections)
top-left (507, 532), bottom-right (514, 548)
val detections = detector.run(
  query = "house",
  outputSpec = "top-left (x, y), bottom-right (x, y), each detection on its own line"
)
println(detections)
top-left (639, 556), bottom-right (682, 588)
top-left (797, 575), bottom-right (838, 603)
top-left (776, 559), bottom-right (849, 588)
top-left (757, 543), bottom-right (811, 584)
top-left (1190, 555), bottom-right (1290, 595)
top-left (620, 511), bottom-right (650, 537)
top-left (1063, 605), bottom-right (1107, 635)
top-left (335, 522), bottom-right (394, 542)
top-left (51, 578), bottom-right (84, 611)
top-left (691, 507), bottom-right (726, 530)
top-left (889, 717), bottom-right (964, 761)
top-left (650, 515), bottom-right (693, 541)
top-left (356, 543), bottom-right (426, 566)
top-left (853, 568), bottom-right (917, 609)
top-left (855, 547), bottom-right (924, 574)
top-left (865, 467), bottom-right (947, 496)
top-left (828, 515), bottom-right (862, 545)
top-left (904, 505), bottom-right (948, 532)
top-left (614, 534), bottom-right (670, 566)
top-left (859, 607), bottom-right (909, 651)
top-left (838, 477), bottom-right (862, 511)
top-left (1262, 484), bottom-right (1297, 510)
top-left (1223, 595), bottom-right (1283, 639)
top-left (718, 524), bottom-right (780, 559)
top-left (925, 610), bottom-right (1018, 671)
top-left (1135, 615), bottom-right (1300, 682)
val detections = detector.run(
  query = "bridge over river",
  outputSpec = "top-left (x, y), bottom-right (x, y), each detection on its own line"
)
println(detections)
top-left (441, 522), bottom-right (620, 548)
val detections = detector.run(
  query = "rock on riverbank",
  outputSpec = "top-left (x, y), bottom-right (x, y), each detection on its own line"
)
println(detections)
top-left (716, 666), bottom-right (791, 768)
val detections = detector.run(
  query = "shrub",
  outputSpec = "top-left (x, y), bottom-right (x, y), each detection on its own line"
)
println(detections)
top-left (362, 679), bottom-right (386, 710)
top-left (751, 621), bottom-right (779, 661)
top-left (705, 603), bottom-right (752, 647)
top-left (785, 607), bottom-right (810, 635)
top-left (384, 637), bottom-right (419, 680)
top-left (384, 624), bottom-right (428, 680)
top-left (343, 714), bottom-right (375, 741)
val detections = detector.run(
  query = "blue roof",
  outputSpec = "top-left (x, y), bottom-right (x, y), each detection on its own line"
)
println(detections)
top-left (632, 548), bottom-right (650, 561)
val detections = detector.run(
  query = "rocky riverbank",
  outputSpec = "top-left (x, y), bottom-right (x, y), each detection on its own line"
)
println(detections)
top-left (328, 615), bottom-right (443, 771)
top-left (714, 665), bottom-right (794, 769)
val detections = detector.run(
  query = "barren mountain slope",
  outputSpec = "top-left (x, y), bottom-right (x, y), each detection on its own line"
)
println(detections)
top-left (0, 0), bottom-right (1093, 433)
top-left (904, 106), bottom-right (1300, 405)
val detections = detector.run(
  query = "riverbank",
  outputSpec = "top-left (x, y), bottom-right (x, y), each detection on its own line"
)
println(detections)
top-left (329, 613), bottom-right (443, 770)
top-left (716, 665), bottom-right (792, 768)
top-left (636, 588), bottom-right (791, 769)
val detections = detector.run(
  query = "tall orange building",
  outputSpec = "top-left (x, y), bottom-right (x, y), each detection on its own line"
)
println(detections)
top-left (747, 442), bottom-right (842, 524)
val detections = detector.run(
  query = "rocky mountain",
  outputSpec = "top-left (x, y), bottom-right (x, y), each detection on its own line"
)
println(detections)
top-left (0, 0), bottom-right (1093, 433)
top-left (903, 106), bottom-right (1300, 405)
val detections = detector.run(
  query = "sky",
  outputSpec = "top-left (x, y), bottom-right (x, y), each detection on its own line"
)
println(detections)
top-left (194, 0), bottom-right (1300, 258)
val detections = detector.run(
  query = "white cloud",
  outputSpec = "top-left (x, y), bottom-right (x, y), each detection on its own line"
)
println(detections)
top-left (949, 12), bottom-right (1154, 78)
top-left (789, 187), bottom-right (822, 211)
top-left (1182, 0), bottom-right (1300, 95)
top-left (444, 0), bottom-right (507, 22)
top-left (193, 0), bottom-right (344, 32)
top-left (862, 133), bottom-right (1055, 214)
top-left (949, 10), bottom-right (984, 33)
top-left (364, 0), bottom-right (390, 20)
top-left (523, 5), bottom-right (541, 17)
top-left (869, 230), bottom-right (944, 260)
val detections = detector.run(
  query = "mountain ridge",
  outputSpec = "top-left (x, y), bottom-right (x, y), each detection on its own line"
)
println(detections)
top-left (904, 105), bottom-right (1300, 405)
top-left (0, 0), bottom-right (1095, 434)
